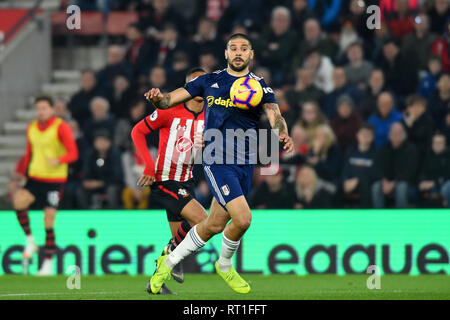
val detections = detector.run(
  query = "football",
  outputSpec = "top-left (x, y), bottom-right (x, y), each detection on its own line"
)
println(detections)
top-left (229, 76), bottom-right (263, 110)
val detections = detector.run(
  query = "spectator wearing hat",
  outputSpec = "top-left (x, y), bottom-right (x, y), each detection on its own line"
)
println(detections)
top-left (368, 91), bottom-right (403, 148)
top-left (371, 123), bottom-right (419, 208)
top-left (79, 130), bottom-right (123, 209)
top-left (330, 94), bottom-right (363, 152)
top-left (341, 123), bottom-right (377, 208)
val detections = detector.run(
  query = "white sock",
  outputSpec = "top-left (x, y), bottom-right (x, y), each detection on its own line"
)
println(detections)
top-left (217, 233), bottom-right (240, 272)
top-left (26, 235), bottom-right (34, 242)
top-left (165, 225), bottom-right (205, 268)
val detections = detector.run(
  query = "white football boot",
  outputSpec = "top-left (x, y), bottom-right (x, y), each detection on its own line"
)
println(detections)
top-left (22, 235), bottom-right (38, 259)
top-left (37, 259), bottom-right (53, 276)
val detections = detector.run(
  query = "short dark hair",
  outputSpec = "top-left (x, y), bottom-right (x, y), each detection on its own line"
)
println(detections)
top-left (186, 67), bottom-right (206, 83)
top-left (359, 123), bottom-right (375, 134)
top-left (405, 94), bottom-right (427, 108)
top-left (34, 95), bottom-right (54, 107)
top-left (227, 33), bottom-right (252, 48)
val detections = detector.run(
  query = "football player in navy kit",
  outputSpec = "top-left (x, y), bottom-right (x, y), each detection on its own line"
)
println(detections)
top-left (144, 33), bottom-right (293, 294)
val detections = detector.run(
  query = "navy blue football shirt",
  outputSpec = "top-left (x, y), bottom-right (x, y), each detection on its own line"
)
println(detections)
top-left (184, 68), bottom-right (276, 165)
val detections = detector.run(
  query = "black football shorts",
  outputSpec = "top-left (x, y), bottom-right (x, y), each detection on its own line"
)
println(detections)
top-left (151, 180), bottom-right (195, 222)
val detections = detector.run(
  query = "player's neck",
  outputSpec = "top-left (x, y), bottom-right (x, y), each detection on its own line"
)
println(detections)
top-left (185, 101), bottom-right (203, 114)
top-left (226, 66), bottom-right (249, 77)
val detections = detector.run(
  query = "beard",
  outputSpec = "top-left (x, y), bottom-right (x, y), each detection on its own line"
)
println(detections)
top-left (228, 57), bottom-right (250, 72)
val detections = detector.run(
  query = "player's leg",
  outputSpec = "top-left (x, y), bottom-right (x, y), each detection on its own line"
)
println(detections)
top-left (218, 195), bottom-right (251, 268)
top-left (37, 206), bottom-right (57, 275)
top-left (168, 221), bottom-right (180, 238)
top-left (213, 195), bottom-right (252, 293)
top-left (13, 188), bottom-right (38, 260)
top-left (149, 198), bottom-right (229, 294)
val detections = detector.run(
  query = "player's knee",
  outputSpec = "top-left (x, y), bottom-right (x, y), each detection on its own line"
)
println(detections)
top-left (236, 218), bottom-right (251, 231)
top-left (207, 223), bottom-right (225, 235)
top-left (13, 190), bottom-right (32, 210)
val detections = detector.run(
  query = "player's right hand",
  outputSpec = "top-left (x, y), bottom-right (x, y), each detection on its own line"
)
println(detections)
top-left (144, 88), bottom-right (163, 103)
top-left (137, 174), bottom-right (156, 187)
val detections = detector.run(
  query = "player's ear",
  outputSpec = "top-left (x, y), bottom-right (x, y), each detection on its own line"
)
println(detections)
top-left (224, 49), bottom-right (228, 60)
top-left (250, 49), bottom-right (254, 60)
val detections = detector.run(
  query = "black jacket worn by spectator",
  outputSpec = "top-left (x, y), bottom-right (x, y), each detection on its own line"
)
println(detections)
top-left (250, 181), bottom-right (297, 209)
top-left (82, 147), bottom-right (123, 187)
top-left (68, 87), bottom-right (103, 127)
top-left (419, 149), bottom-right (450, 185)
top-left (83, 115), bottom-right (117, 146)
top-left (377, 52), bottom-right (418, 96)
top-left (374, 141), bottom-right (419, 184)
top-left (400, 113), bottom-right (434, 156)
top-left (297, 181), bottom-right (334, 209)
top-left (428, 91), bottom-right (450, 130)
top-left (309, 144), bottom-right (342, 183)
top-left (341, 144), bottom-right (377, 183)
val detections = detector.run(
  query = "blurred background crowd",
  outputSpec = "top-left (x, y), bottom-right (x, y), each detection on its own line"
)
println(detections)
top-left (12, 0), bottom-right (449, 210)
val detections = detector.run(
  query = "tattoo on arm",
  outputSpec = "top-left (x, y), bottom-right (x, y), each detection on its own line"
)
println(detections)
top-left (154, 93), bottom-right (171, 110)
top-left (264, 103), bottom-right (288, 134)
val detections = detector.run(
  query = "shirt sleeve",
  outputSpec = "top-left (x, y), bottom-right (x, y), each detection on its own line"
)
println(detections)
top-left (144, 108), bottom-right (172, 131)
top-left (131, 117), bottom-right (158, 176)
top-left (259, 78), bottom-right (277, 105)
top-left (57, 121), bottom-right (79, 164)
top-left (183, 74), bottom-right (207, 98)
top-left (15, 124), bottom-right (32, 175)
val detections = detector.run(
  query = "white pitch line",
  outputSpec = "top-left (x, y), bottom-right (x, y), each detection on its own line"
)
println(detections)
top-left (0, 291), bottom-right (123, 297)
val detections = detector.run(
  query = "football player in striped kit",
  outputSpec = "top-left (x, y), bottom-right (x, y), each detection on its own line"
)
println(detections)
top-left (13, 95), bottom-right (78, 275)
top-left (131, 68), bottom-right (207, 294)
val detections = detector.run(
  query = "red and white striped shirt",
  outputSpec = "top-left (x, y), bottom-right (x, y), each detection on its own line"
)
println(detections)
top-left (131, 104), bottom-right (204, 182)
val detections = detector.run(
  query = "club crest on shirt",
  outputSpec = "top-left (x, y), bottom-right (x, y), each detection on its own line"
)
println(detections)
top-left (178, 188), bottom-right (189, 197)
top-left (221, 184), bottom-right (230, 196)
top-left (176, 136), bottom-right (193, 153)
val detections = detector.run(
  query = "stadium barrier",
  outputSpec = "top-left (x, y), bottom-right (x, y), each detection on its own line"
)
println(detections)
top-left (0, 210), bottom-right (449, 275)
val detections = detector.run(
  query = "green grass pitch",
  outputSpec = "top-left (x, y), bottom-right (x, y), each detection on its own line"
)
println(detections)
top-left (0, 274), bottom-right (449, 300)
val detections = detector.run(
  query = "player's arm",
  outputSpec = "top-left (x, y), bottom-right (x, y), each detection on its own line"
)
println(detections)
top-left (263, 103), bottom-right (294, 152)
top-left (55, 121), bottom-right (79, 165)
top-left (144, 87), bottom-right (192, 110)
top-left (130, 117), bottom-right (157, 186)
top-left (15, 125), bottom-right (32, 176)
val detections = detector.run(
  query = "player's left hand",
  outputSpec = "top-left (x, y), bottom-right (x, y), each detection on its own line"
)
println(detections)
top-left (279, 132), bottom-right (294, 153)
top-left (46, 158), bottom-right (60, 166)
top-left (137, 174), bottom-right (156, 187)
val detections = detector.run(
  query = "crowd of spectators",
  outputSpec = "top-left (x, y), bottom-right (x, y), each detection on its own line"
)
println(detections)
top-left (53, 0), bottom-right (450, 210)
